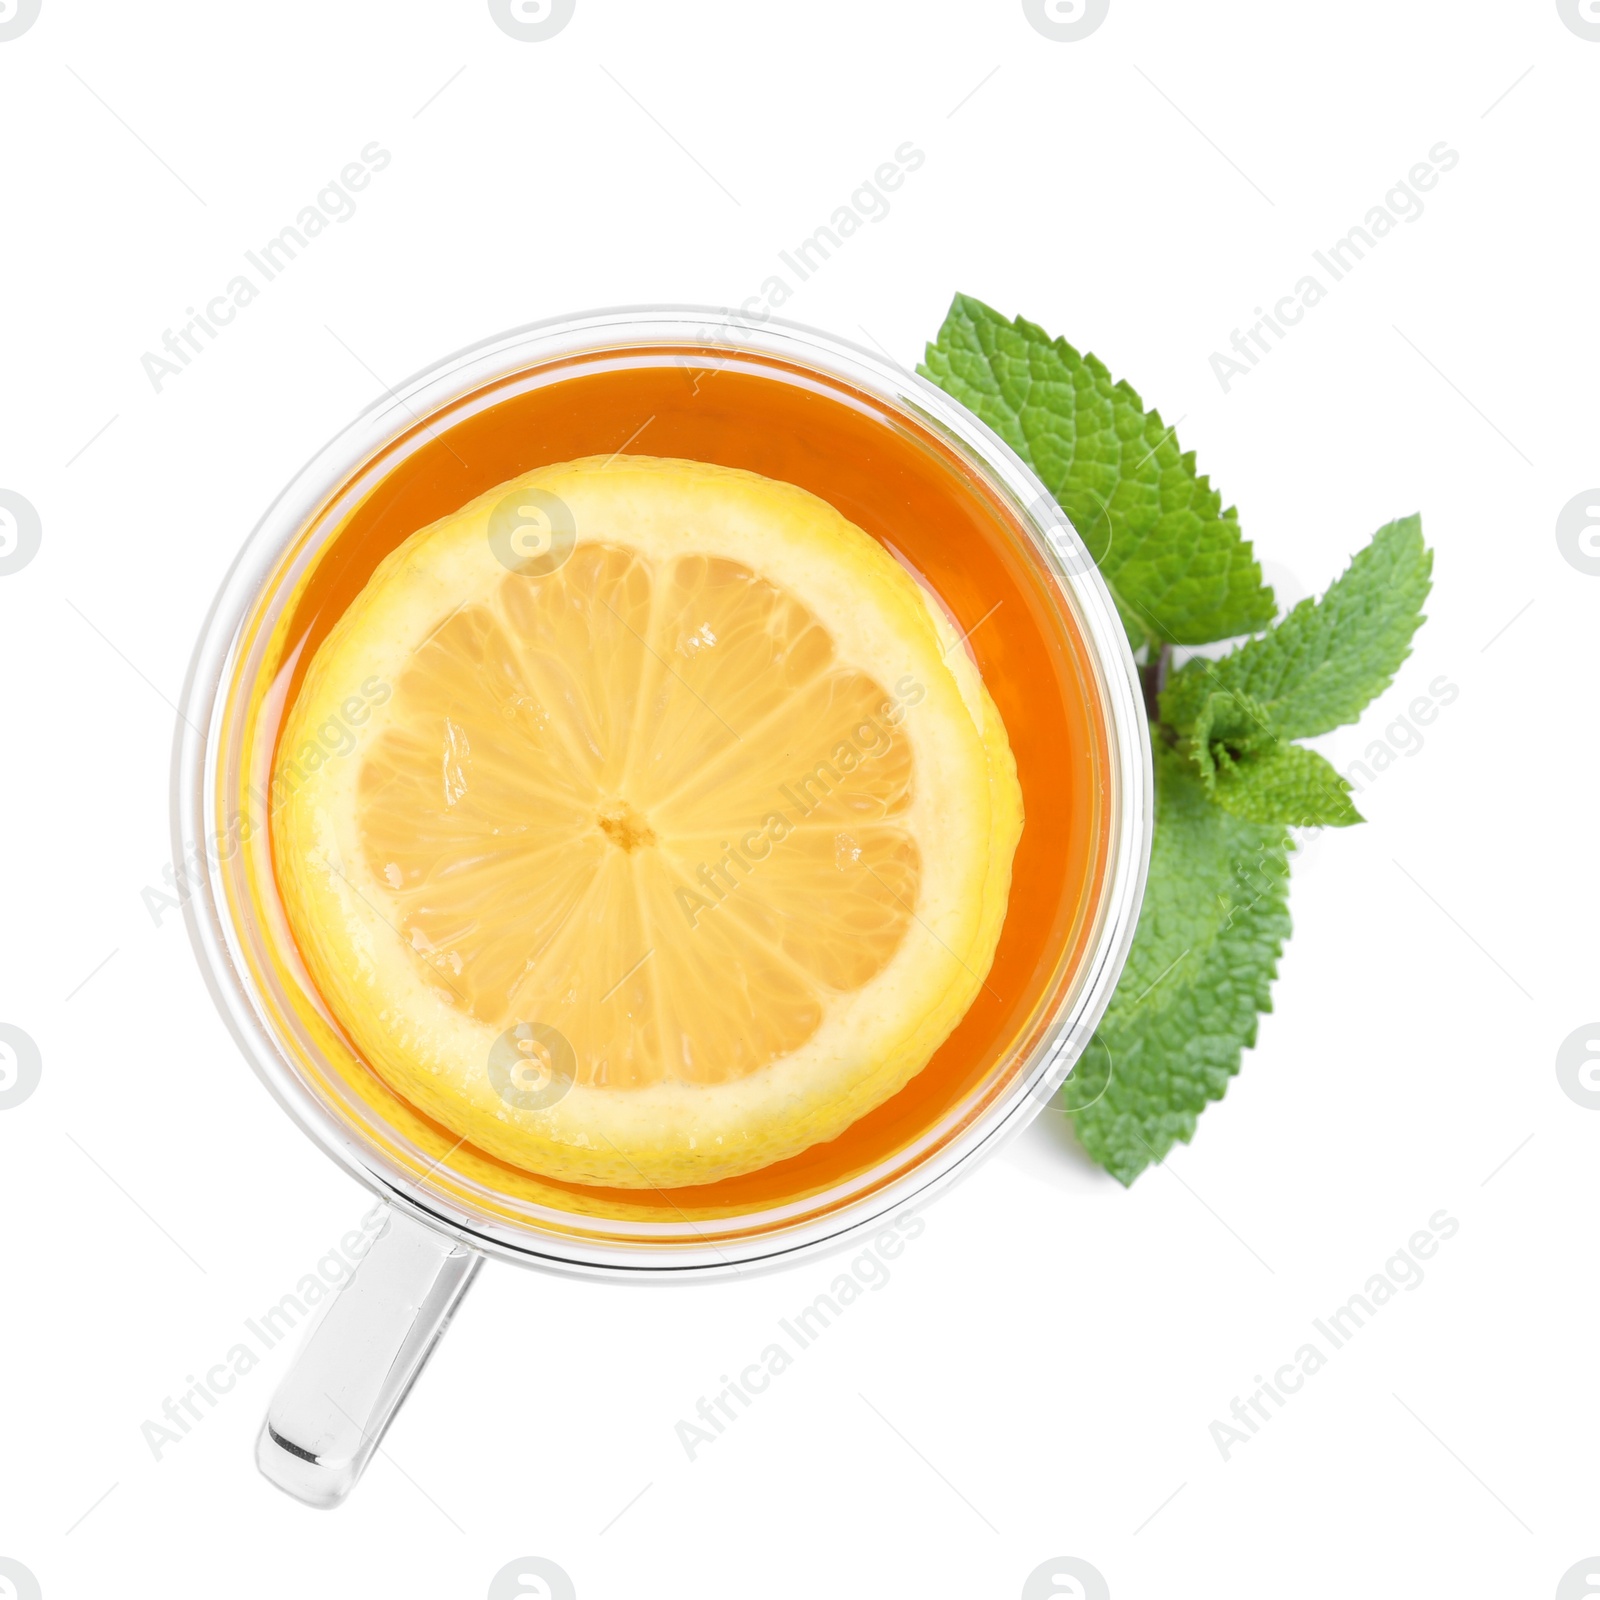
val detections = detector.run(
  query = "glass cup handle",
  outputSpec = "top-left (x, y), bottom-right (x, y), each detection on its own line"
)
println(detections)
top-left (255, 1204), bottom-right (483, 1508)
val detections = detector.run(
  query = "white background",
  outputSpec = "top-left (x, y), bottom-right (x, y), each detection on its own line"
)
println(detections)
top-left (1, 2), bottom-right (1595, 1596)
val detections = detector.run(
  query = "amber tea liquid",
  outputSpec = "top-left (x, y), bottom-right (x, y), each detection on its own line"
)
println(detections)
top-left (255, 343), bottom-right (1112, 1221)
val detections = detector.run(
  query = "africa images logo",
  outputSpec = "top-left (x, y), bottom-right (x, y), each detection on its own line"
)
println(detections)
top-left (0, 490), bottom-right (42, 576)
top-left (488, 0), bottom-right (575, 42)
top-left (1556, 489), bottom-right (1600, 576)
top-left (1022, 0), bottom-right (1109, 42)
top-left (0, 0), bottom-right (41, 43)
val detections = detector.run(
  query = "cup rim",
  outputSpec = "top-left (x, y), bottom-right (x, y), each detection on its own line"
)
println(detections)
top-left (174, 304), bottom-right (1152, 1280)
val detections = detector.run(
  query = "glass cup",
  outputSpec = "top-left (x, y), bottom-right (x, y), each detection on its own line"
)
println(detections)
top-left (175, 308), bottom-right (1151, 1507)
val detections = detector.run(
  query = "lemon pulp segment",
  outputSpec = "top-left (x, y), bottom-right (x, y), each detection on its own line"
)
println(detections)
top-left (273, 455), bottom-right (1023, 1187)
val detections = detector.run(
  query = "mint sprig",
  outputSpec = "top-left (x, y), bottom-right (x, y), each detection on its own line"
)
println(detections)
top-left (921, 295), bottom-right (1434, 1183)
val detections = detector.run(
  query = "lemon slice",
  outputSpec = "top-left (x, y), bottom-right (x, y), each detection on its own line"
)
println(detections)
top-left (274, 455), bottom-right (1022, 1188)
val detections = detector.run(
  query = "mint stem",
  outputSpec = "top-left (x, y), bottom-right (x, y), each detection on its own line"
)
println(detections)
top-left (1141, 642), bottom-right (1171, 724)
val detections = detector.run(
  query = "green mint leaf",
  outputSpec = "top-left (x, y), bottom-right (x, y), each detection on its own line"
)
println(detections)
top-left (1211, 742), bottom-right (1363, 827)
top-left (1161, 514), bottom-right (1432, 739)
top-left (1185, 687), bottom-right (1277, 787)
top-left (920, 294), bottom-right (1276, 646)
top-left (1069, 746), bottom-right (1292, 1184)
top-left (1178, 691), bottom-right (1360, 825)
